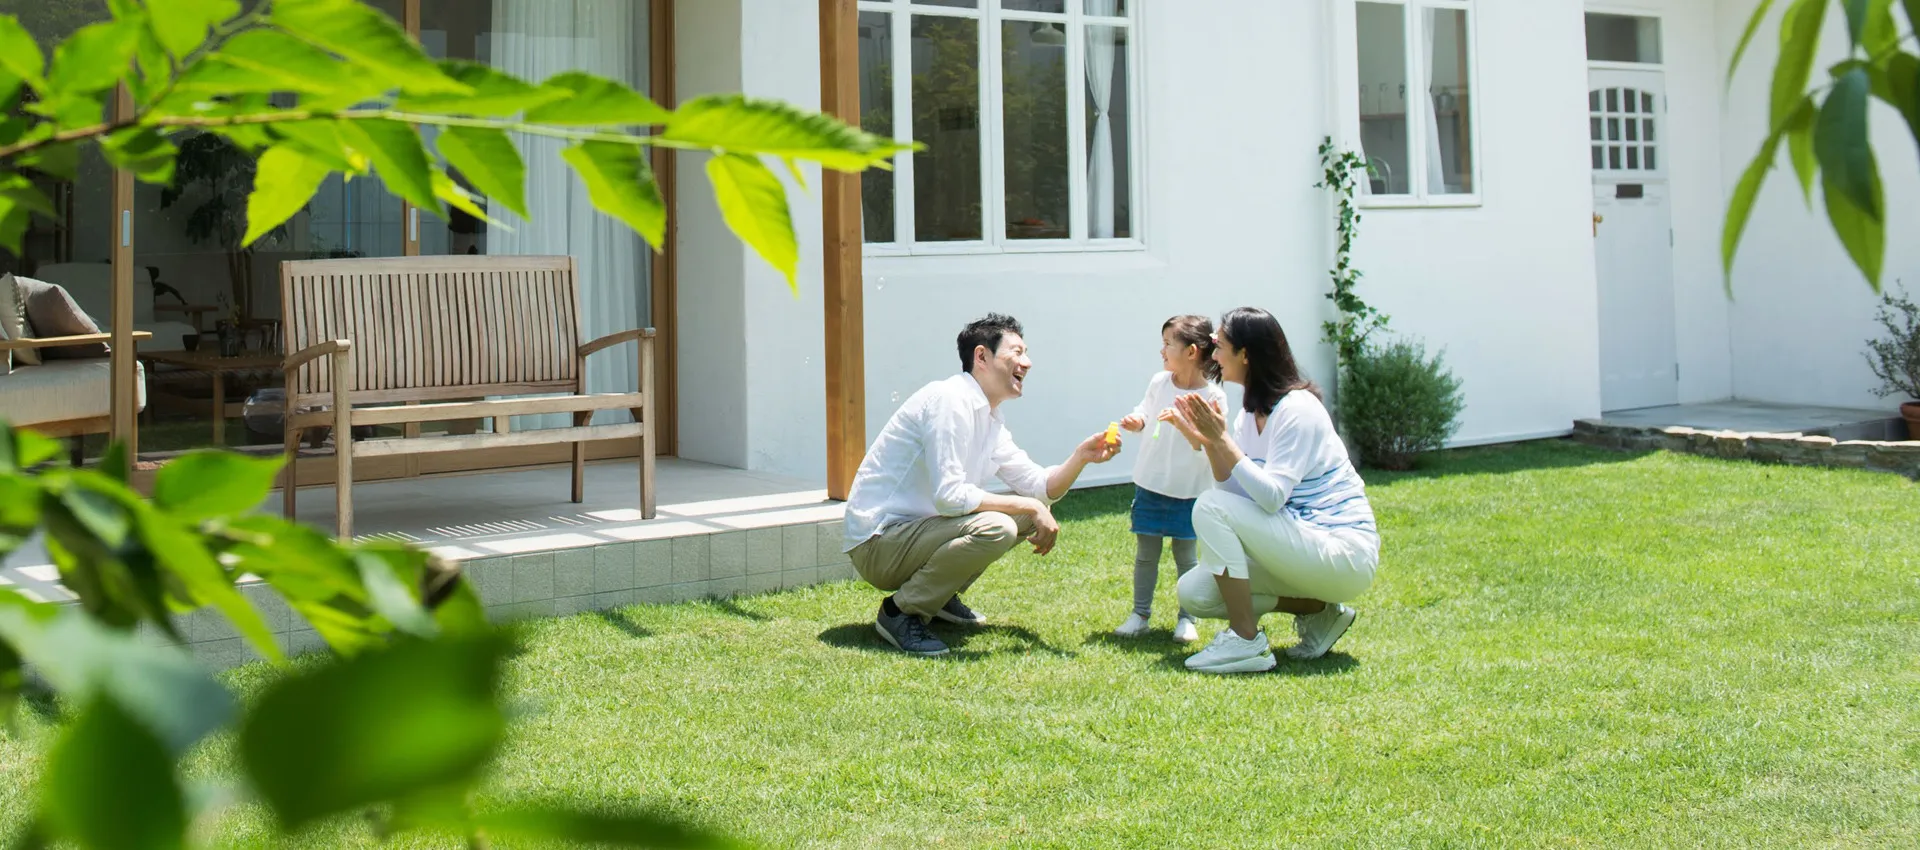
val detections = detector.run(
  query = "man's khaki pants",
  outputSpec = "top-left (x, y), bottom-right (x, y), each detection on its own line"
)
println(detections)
top-left (850, 511), bottom-right (1037, 619)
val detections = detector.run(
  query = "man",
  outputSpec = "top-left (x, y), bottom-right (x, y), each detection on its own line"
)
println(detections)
top-left (842, 313), bottom-right (1121, 657)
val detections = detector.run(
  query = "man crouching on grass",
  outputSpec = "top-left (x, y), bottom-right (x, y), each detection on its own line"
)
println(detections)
top-left (841, 313), bottom-right (1123, 657)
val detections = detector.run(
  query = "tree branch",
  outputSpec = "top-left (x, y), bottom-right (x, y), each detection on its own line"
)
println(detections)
top-left (0, 108), bottom-right (673, 162)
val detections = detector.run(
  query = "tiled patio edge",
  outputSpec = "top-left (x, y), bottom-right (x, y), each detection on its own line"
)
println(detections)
top-left (111, 519), bottom-right (858, 670)
top-left (1572, 419), bottom-right (1920, 478)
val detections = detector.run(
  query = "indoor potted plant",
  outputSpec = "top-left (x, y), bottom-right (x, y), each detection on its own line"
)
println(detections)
top-left (1864, 288), bottom-right (1920, 440)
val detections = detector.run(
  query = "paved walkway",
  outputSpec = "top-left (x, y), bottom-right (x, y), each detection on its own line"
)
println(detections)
top-left (1596, 400), bottom-right (1906, 442)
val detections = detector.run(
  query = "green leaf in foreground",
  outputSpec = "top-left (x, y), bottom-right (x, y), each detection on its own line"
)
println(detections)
top-left (152, 451), bottom-right (285, 523)
top-left (436, 125), bottom-right (527, 219)
top-left (245, 147), bottom-right (332, 247)
top-left (562, 141), bottom-right (666, 249)
top-left (525, 71), bottom-right (671, 126)
top-left (42, 698), bottom-right (187, 850)
top-left (665, 94), bottom-right (916, 172)
top-left (707, 153), bottom-right (798, 294)
top-left (240, 636), bottom-right (510, 829)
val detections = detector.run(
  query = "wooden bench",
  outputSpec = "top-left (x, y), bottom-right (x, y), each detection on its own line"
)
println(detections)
top-left (278, 255), bottom-right (656, 538)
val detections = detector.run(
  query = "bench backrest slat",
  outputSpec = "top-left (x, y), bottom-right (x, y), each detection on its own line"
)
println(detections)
top-left (281, 255), bottom-right (581, 404)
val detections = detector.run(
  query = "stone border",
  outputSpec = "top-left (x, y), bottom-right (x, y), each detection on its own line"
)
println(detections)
top-left (1572, 419), bottom-right (1920, 478)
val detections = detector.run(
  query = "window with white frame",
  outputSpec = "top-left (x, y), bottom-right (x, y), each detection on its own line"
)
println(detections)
top-left (857, 0), bottom-right (1140, 251)
top-left (1350, 0), bottom-right (1477, 203)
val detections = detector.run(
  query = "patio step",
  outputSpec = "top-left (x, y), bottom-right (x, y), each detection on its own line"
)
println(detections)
top-left (1572, 402), bottom-right (1920, 480)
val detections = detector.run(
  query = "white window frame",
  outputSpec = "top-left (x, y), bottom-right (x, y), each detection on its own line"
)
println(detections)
top-left (857, 0), bottom-right (1147, 256)
top-left (1337, 0), bottom-right (1483, 209)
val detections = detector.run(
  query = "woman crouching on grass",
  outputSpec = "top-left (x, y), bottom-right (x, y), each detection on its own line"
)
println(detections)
top-left (1161, 307), bottom-right (1380, 674)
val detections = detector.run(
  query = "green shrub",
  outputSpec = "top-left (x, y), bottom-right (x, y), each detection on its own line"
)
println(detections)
top-left (1340, 338), bottom-right (1465, 471)
top-left (1864, 288), bottom-right (1920, 401)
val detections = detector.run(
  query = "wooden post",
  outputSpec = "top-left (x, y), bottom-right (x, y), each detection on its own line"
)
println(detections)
top-left (820, 0), bottom-right (865, 501)
top-left (110, 85), bottom-right (137, 471)
top-left (650, 0), bottom-right (679, 458)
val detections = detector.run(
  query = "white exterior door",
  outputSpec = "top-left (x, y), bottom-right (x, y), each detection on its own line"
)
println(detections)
top-left (1590, 68), bottom-right (1677, 411)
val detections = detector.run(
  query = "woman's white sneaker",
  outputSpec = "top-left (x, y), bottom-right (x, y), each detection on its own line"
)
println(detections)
top-left (1184, 628), bottom-right (1276, 674)
top-left (1285, 603), bottom-right (1356, 659)
top-left (1113, 612), bottom-right (1151, 637)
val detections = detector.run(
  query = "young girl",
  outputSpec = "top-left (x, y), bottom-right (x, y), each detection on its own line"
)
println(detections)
top-left (1114, 315), bottom-right (1230, 643)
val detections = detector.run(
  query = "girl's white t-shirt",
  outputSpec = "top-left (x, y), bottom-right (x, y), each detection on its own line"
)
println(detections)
top-left (1128, 371), bottom-right (1230, 499)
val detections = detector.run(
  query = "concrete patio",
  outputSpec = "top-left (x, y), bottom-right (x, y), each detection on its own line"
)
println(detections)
top-left (1, 457), bottom-right (856, 667)
top-left (1593, 400), bottom-right (1907, 442)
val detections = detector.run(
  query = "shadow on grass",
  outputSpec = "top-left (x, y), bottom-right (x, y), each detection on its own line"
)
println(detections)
top-left (1364, 439), bottom-right (1653, 486)
top-left (817, 621), bottom-right (1078, 661)
top-left (19, 683), bottom-right (62, 723)
top-left (1082, 630), bottom-right (1185, 654)
top-left (708, 597), bottom-right (772, 623)
top-left (590, 609), bottom-right (654, 639)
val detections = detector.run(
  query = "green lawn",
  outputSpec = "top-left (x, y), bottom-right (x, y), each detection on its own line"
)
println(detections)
top-left (5, 441), bottom-right (1919, 847)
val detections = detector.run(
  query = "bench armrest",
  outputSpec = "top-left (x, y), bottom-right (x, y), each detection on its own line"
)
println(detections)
top-left (283, 339), bottom-right (353, 373)
top-left (578, 327), bottom-right (656, 359)
top-left (0, 331), bottom-right (152, 352)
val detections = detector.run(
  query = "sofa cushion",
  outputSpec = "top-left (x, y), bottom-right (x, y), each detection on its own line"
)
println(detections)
top-left (16, 276), bottom-right (109, 360)
top-left (0, 359), bottom-right (147, 426)
top-left (0, 273), bottom-right (39, 369)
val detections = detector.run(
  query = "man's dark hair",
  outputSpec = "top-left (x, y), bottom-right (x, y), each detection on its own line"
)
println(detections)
top-left (957, 313), bottom-right (1023, 373)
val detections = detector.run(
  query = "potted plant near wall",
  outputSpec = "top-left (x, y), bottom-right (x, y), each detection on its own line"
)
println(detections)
top-left (1864, 287), bottom-right (1920, 440)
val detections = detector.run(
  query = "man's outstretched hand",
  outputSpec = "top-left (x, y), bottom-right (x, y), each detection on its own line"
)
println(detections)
top-left (1075, 429), bottom-right (1124, 464)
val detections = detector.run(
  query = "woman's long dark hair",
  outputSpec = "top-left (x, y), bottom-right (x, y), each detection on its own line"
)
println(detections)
top-left (1218, 306), bottom-right (1320, 415)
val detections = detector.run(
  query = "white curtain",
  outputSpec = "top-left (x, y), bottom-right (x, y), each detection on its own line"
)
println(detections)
top-left (490, 0), bottom-right (649, 430)
top-left (1084, 1), bottom-right (1119, 239)
top-left (1421, 6), bottom-right (1446, 195)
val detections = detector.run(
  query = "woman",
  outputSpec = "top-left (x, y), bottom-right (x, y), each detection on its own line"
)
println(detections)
top-left (1163, 307), bottom-right (1380, 674)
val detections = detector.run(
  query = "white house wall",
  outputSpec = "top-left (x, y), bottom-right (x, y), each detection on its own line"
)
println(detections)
top-left (675, 0), bottom-right (753, 470)
top-left (1716, 0), bottom-right (1920, 410)
top-left (686, 0), bottom-right (1614, 485)
top-left (1344, 0), bottom-right (1601, 447)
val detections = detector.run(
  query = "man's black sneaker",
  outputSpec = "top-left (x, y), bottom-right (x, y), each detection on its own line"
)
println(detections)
top-left (875, 603), bottom-right (949, 656)
top-left (934, 594), bottom-right (987, 626)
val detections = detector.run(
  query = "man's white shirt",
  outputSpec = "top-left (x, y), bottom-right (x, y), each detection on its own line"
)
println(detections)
top-left (842, 373), bottom-right (1056, 552)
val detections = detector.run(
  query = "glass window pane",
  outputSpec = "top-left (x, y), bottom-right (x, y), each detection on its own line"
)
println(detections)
top-left (1590, 117), bottom-right (1603, 141)
top-left (1625, 119), bottom-right (1638, 141)
top-left (914, 0), bottom-right (978, 7)
top-left (1607, 88), bottom-right (1618, 111)
top-left (1083, 0), bottom-right (1126, 16)
top-left (1425, 7), bottom-right (1473, 194)
top-left (912, 15), bottom-right (983, 242)
top-left (1356, 1), bottom-right (1410, 195)
top-left (1585, 13), bottom-right (1662, 63)
top-left (1085, 24), bottom-right (1131, 239)
top-left (420, 0), bottom-right (652, 430)
top-left (1591, 146), bottom-right (1604, 169)
top-left (1005, 0), bottom-right (1067, 12)
top-left (1626, 147), bottom-right (1639, 169)
top-left (1002, 22), bottom-right (1069, 241)
top-left (1608, 117), bottom-right (1620, 141)
top-left (1609, 146), bottom-right (1621, 169)
top-left (1642, 92), bottom-right (1655, 112)
top-left (1645, 147), bottom-right (1656, 170)
top-left (1589, 90), bottom-right (1601, 111)
top-left (859, 12), bottom-right (896, 243)
top-left (1643, 118), bottom-right (1656, 142)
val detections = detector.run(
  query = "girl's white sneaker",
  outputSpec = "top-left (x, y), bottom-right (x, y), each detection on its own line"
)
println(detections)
top-left (1172, 616), bottom-right (1199, 644)
top-left (1113, 612), bottom-right (1151, 637)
